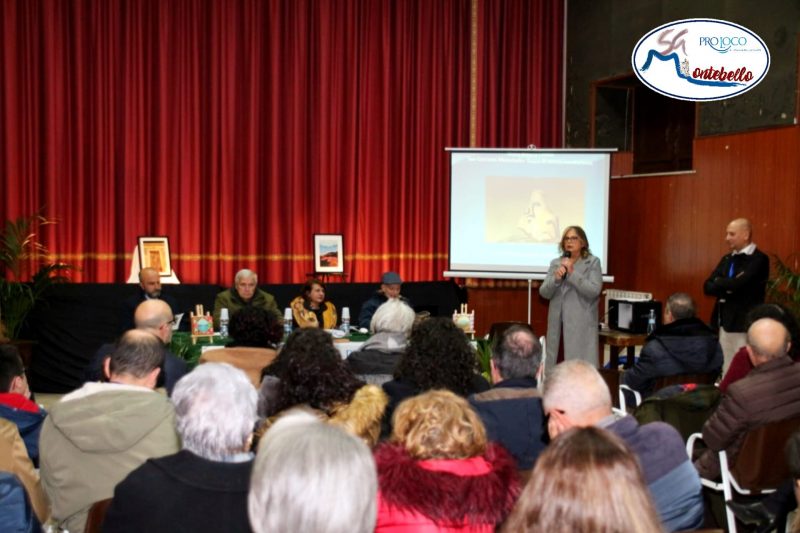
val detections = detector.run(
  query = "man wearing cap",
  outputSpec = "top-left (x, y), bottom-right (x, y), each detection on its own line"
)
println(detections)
top-left (358, 272), bottom-right (411, 329)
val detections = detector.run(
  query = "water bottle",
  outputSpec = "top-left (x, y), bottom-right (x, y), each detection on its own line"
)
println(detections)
top-left (219, 308), bottom-right (229, 338)
top-left (647, 309), bottom-right (656, 334)
top-left (283, 307), bottom-right (293, 340)
top-left (341, 307), bottom-right (351, 335)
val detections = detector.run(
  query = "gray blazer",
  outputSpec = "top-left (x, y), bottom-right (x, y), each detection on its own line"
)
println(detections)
top-left (539, 254), bottom-right (603, 370)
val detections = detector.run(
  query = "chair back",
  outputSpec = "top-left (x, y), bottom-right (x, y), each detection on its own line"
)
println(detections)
top-left (729, 415), bottom-right (800, 491)
top-left (199, 347), bottom-right (278, 388)
top-left (634, 384), bottom-right (721, 441)
top-left (84, 498), bottom-right (112, 533)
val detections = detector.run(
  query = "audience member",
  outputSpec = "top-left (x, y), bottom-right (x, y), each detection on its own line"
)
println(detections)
top-left (119, 267), bottom-right (177, 332)
top-left (622, 292), bottom-right (722, 399)
top-left (719, 303), bottom-right (800, 393)
top-left (502, 426), bottom-right (665, 533)
top-left (374, 390), bottom-right (519, 531)
top-left (382, 317), bottom-right (490, 435)
top-left (0, 418), bottom-right (49, 526)
top-left (347, 299), bottom-right (415, 384)
top-left (544, 360), bottom-right (703, 531)
top-left (213, 269), bottom-right (281, 328)
top-left (703, 217), bottom-right (770, 371)
top-left (358, 271), bottom-right (411, 329)
top-left (103, 363), bottom-right (258, 532)
top-left (249, 410), bottom-right (377, 533)
top-left (0, 344), bottom-right (46, 465)
top-left (290, 278), bottom-right (338, 329)
top-left (261, 328), bottom-right (387, 446)
top-left (469, 324), bottom-right (547, 471)
top-left (40, 330), bottom-right (180, 532)
top-left (85, 299), bottom-right (187, 394)
top-left (695, 318), bottom-right (800, 479)
top-left (200, 307), bottom-right (282, 387)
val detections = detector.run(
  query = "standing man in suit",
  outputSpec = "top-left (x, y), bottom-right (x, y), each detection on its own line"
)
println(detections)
top-left (703, 218), bottom-right (769, 372)
top-left (120, 267), bottom-right (177, 332)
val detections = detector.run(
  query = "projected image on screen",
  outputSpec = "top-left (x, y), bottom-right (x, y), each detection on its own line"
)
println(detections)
top-left (484, 178), bottom-right (585, 244)
top-left (448, 150), bottom-right (611, 277)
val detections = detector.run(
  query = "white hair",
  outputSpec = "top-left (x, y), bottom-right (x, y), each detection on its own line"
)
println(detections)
top-left (235, 269), bottom-right (258, 284)
top-left (370, 299), bottom-right (416, 334)
top-left (248, 410), bottom-right (377, 533)
top-left (171, 363), bottom-right (258, 461)
top-left (543, 360), bottom-right (611, 414)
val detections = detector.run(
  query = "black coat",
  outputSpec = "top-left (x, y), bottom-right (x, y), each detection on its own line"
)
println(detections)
top-left (703, 248), bottom-right (769, 332)
top-left (102, 450), bottom-right (253, 533)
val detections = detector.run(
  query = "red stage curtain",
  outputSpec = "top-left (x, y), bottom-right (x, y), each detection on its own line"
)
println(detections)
top-left (0, 0), bottom-right (562, 284)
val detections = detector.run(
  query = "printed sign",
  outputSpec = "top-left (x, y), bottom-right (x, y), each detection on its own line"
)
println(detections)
top-left (632, 19), bottom-right (769, 101)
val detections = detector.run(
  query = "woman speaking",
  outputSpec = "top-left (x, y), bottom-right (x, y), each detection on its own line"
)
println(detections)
top-left (540, 226), bottom-right (602, 371)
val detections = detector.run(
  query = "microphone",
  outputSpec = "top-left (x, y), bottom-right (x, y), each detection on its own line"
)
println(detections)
top-left (561, 251), bottom-right (570, 279)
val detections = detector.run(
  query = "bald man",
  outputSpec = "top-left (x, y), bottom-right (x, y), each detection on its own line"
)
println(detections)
top-left (695, 318), bottom-right (800, 479)
top-left (544, 360), bottom-right (703, 531)
top-left (703, 218), bottom-right (769, 372)
top-left (85, 300), bottom-right (187, 395)
top-left (120, 267), bottom-right (178, 332)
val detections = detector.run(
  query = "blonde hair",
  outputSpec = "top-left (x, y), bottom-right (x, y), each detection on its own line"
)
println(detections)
top-left (503, 427), bottom-right (665, 533)
top-left (391, 389), bottom-right (487, 459)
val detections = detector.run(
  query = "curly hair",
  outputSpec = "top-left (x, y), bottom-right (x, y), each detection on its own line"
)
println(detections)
top-left (228, 307), bottom-right (283, 348)
top-left (392, 390), bottom-right (487, 460)
top-left (269, 328), bottom-right (364, 414)
top-left (394, 317), bottom-right (479, 396)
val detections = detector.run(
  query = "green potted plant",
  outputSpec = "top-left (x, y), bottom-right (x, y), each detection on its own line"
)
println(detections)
top-left (768, 253), bottom-right (800, 321)
top-left (0, 213), bottom-right (71, 341)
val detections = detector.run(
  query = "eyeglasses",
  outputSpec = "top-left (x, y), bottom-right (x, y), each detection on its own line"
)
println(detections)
top-left (564, 236), bottom-right (581, 242)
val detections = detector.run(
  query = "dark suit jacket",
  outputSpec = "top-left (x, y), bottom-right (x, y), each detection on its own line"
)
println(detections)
top-left (703, 248), bottom-right (769, 332)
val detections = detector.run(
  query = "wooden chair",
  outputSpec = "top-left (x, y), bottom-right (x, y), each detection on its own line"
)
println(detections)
top-left (84, 498), bottom-right (112, 533)
top-left (199, 347), bottom-right (278, 387)
top-left (687, 416), bottom-right (800, 533)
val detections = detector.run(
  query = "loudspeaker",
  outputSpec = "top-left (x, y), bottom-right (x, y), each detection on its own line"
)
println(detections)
top-left (608, 299), bottom-right (662, 334)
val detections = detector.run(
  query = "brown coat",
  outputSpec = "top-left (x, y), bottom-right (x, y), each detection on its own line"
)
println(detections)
top-left (0, 418), bottom-right (49, 523)
top-left (695, 356), bottom-right (800, 478)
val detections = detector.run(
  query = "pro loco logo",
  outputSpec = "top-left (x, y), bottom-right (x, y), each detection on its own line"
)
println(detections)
top-left (632, 19), bottom-right (770, 101)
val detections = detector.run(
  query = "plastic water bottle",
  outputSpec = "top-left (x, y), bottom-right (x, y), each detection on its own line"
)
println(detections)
top-left (283, 307), bottom-right (293, 340)
top-left (341, 307), bottom-right (351, 335)
top-left (219, 308), bottom-right (229, 338)
top-left (647, 309), bottom-right (656, 334)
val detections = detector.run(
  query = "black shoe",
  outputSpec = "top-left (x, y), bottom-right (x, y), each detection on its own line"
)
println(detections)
top-left (726, 500), bottom-right (776, 531)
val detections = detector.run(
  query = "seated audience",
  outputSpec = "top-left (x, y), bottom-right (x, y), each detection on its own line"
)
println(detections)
top-left (544, 360), bottom-right (703, 532)
top-left (358, 271), bottom-right (411, 329)
top-left (249, 410), bottom-right (377, 533)
top-left (719, 303), bottom-right (800, 393)
top-left (40, 330), bottom-right (180, 533)
top-left (622, 292), bottom-right (722, 399)
top-left (86, 299), bottom-right (187, 395)
top-left (119, 267), bottom-right (178, 333)
top-left (696, 317), bottom-right (800, 479)
top-left (290, 278), bottom-right (338, 329)
top-left (382, 317), bottom-right (490, 434)
top-left (470, 324), bottom-right (547, 472)
top-left (261, 328), bottom-right (387, 446)
top-left (0, 418), bottom-right (49, 526)
top-left (346, 299), bottom-right (415, 384)
top-left (200, 307), bottom-right (282, 387)
top-left (0, 345), bottom-right (46, 465)
top-left (374, 390), bottom-right (519, 531)
top-left (103, 363), bottom-right (257, 532)
top-left (502, 426), bottom-right (665, 533)
top-left (213, 269), bottom-right (281, 328)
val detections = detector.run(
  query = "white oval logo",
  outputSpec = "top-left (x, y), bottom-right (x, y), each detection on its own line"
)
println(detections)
top-left (631, 19), bottom-right (770, 101)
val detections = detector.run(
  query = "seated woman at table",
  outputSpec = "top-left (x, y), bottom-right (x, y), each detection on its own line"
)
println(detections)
top-left (290, 278), bottom-right (337, 329)
top-left (258, 328), bottom-right (387, 447)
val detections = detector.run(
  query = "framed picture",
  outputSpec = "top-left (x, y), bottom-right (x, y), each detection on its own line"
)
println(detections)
top-left (313, 234), bottom-right (344, 273)
top-left (138, 236), bottom-right (172, 276)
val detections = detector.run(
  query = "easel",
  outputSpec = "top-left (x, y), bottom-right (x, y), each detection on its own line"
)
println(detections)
top-left (190, 305), bottom-right (214, 345)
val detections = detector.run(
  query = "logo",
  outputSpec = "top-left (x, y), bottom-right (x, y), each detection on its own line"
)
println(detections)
top-left (631, 19), bottom-right (769, 101)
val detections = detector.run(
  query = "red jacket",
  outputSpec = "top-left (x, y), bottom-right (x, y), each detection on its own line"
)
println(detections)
top-left (374, 442), bottom-right (519, 532)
